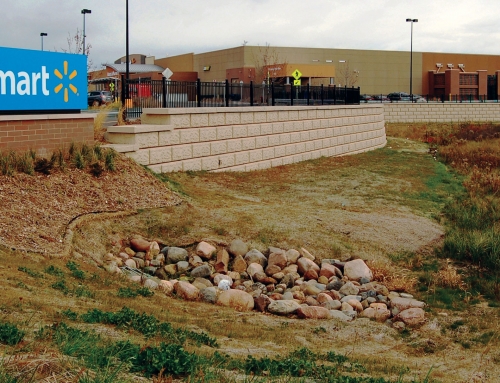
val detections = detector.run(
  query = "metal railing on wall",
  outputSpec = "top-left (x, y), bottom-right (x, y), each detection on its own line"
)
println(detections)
top-left (121, 77), bottom-right (361, 119)
top-left (366, 94), bottom-right (497, 103)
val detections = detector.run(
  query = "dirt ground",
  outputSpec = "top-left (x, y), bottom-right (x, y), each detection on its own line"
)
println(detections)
top-left (0, 137), bottom-right (499, 382)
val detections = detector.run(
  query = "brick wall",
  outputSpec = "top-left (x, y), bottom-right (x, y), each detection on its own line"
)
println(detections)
top-left (105, 105), bottom-right (386, 173)
top-left (384, 103), bottom-right (500, 123)
top-left (0, 114), bottom-right (95, 156)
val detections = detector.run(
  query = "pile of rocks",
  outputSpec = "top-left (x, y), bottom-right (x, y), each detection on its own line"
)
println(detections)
top-left (102, 237), bottom-right (426, 329)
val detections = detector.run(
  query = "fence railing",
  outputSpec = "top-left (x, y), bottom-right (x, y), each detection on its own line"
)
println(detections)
top-left (366, 94), bottom-right (498, 103)
top-left (121, 78), bottom-right (360, 119)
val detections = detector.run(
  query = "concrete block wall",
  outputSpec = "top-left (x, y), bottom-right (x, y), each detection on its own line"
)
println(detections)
top-left (384, 103), bottom-right (500, 123)
top-left (105, 105), bottom-right (386, 173)
top-left (0, 114), bottom-right (95, 155)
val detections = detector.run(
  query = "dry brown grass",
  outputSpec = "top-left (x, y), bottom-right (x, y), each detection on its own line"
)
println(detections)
top-left (369, 259), bottom-right (418, 292)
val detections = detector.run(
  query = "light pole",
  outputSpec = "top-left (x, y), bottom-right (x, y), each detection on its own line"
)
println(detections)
top-left (81, 9), bottom-right (91, 55)
top-left (40, 33), bottom-right (47, 51)
top-left (126, 0), bottom-right (130, 102)
top-left (406, 18), bottom-right (418, 102)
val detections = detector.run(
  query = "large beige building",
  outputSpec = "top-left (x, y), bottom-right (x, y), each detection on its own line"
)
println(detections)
top-left (154, 46), bottom-right (500, 97)
top-left (91, 46), bottom-right (500, 98)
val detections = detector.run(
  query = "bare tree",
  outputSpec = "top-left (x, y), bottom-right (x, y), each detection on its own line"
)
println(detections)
top-left (61, 28), bottom-right (94, 72)
top-left (337, 60), bottom-right (359, 87)
top-left (252, 43), bottom-right (288, 84)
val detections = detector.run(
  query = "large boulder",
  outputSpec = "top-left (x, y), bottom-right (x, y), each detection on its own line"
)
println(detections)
top-left (167, 247), bottom-right (189, 264)
top-left (196, 241), bottom-right (216, 260)
top-left (390, 297), bottom-right (425, 311)
top-left (247, 263), bottom-right (264, 278)
top-left (190, 264), bottom-right (212, 278)
top-left (130, 237), bottom-right (151, 252)
top-left (244, 249), bottom-right (267, 268)
top-left (231, 255), bottom-right (248, 273)
top-left (285, 249), bottom-right (301, 264)
top-left (268, 249), bottom-right (287, 269)
top-left (267, 300), bottom-right (301, 315)
top-left (215, 249), bottom-right (229, 273)
top-left (319, 263), bottom-right (343, 279)
top-left (217, 289), bottom-right (254, 311)
top-left (297, 306), bottom-right (331, 319)
top-left (297, 257), bottom-right (320, 275)
top-left (228, 239), bottom-right (249, 257)
top-left (395, 308), bottom-right (426, 327)
top-left (174, 281), bottom-right (200, 301)
top-left (200, 287), bottom-right (218, 304)
top-left (343, 259), bottom-right (373, 282)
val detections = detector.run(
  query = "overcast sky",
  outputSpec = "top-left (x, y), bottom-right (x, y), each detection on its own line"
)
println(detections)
top-left (2, 0), bottom-right (500, 70)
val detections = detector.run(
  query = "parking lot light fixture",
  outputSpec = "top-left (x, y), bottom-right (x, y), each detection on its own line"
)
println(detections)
top-left (81, 9), bottom-right (91, 55)
top-left (40, 32), bottom-right (47, 51)
top-left (406, 18), bottom-right (418, 102)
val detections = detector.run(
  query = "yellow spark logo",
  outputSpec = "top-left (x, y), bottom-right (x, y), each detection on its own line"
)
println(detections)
top-left (53, 61), bottom-right (78, 102)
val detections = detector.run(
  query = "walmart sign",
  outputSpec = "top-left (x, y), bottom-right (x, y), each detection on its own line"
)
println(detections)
top-left (0, 47), bottom-right (87, 112)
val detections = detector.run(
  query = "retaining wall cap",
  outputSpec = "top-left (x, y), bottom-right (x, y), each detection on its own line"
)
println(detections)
top-left (106, 125), bottom-right (173, 134)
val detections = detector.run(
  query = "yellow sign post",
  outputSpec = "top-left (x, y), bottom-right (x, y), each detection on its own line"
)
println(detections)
top-left (292, 69), bottom-right (302, 80)
top-left (293, 79), bottom-right (301, 86)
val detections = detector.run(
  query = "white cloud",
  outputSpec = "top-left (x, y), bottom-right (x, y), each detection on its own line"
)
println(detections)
top-left (2, 0), bottom-right (500, 69)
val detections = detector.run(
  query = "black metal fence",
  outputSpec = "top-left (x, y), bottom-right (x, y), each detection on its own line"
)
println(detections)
top-left (122, 78), bottom-right (360, 120)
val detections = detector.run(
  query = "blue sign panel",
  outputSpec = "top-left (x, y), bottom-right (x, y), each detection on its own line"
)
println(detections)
top-left (0, 47), bottom-right (87, 111)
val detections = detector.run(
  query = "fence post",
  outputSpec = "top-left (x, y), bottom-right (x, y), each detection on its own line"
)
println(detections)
top-left (196, 79), bottom-right (201, 108)
top-left (333, 85), bottom-right (337, 105)
top-left (120, 75), bottom-right (126, 120)
top-left (225, 79), bottom-right (229, 107)
top-left (320, 84), bottom-right (324, 105)
top-left (290, 84), bottom-right (294, 106)
top-left (307, 83), bottom-right (310, 105)
top-left (162, 77), bottom-right (167, 108)
top-left (271, 82), bottom-right (275, 106)
top-left (250, 81), bottom-right (254, 107)
top-left (357, 87), bottom-right (360, 104)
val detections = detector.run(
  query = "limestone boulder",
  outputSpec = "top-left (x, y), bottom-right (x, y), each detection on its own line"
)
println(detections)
top-left (285, 249), bottom-right (301, 264)
top-left (231, 255), bottom-right (247, 273)
top-left (320, 263), bottom-right (343, 279)
top-left (247, 263), bottom-right (264, 278)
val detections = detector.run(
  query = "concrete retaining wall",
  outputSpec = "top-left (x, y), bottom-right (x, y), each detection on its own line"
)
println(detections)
top-left (384, 103), bottom-right (500, 123)
top-left (105, 105), bottom-right (386, 173)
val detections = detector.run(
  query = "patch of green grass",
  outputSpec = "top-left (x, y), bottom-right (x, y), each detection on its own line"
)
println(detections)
top-left (44, 265), bottom-right (65, 277)
top-left (18, 266), bottom-right (43, 278)
top-left (0, 322), bottom-right (25, 345)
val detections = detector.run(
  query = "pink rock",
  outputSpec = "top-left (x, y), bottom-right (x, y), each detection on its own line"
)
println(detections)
top-left (395, 308), bottom-right (426, 327)
top-left (317, 293), bottom-right (333, 304)
top-left (268, 251), bottom-right (287, 269)
top-left (297, 257), bottom-right (320, 275)
top-left (158, 280), bottom-right (175, 295)
top-left (320, 263), bottom-right (342, 279)
top-left (303, 269), bottom-right (319, 281)
top-left (326, 290), bottom-right (342, 300)
top-left (297, 306), bottom-right (330, 319)
top-left (130, 237), bottom-right (151, 252)
top-left (215, 249), bottom-right (229, 273)
top-left (196, 241), bottom-right (216, 259)
top-left (347, 299), bottom-right (364, 313)
top-left (343, 259), bottom-right (373, 282)
top-left (247, 263), bottom-right (264, 278)
top-left (217, 289), bottom-right (254, 311)
top-left (174, 281), bottom-right (200, 301)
